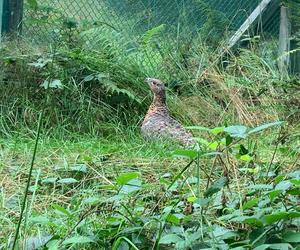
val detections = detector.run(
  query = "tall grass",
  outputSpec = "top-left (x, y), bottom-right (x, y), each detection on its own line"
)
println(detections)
top-left (1, 0), bottom-right (299, 138)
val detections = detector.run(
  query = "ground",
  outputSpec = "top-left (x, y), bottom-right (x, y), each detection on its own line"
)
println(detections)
top-left (0, 124), bottom-right (299, 249)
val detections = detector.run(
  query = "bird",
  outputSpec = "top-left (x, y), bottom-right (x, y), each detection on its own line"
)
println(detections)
top-left (141, 78), bottom-right (194, 146)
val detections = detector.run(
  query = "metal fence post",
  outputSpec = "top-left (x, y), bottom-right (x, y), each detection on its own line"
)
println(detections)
top-left (0, 0), bottom-right (3, 37)
top-left (1, 0), bottom-right (24, 37)
top-left (2, 0), bottom-right (10, 34)
top-left (278, 3), bottom-right (290, 77)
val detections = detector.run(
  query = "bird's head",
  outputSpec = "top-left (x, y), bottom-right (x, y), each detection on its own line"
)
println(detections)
top-left (145, 78), bottom-right (166, 96)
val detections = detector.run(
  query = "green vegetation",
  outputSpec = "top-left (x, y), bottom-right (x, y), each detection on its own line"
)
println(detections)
top-left (0, 0), bottom-right (299, 249)
top-left (0, 122), bottom-right (299, 249)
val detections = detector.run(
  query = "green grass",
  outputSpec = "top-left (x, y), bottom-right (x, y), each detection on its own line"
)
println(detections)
top-left (0, 133), bottom-right (183, 245)
top-left (0, 121), bottom-right (299, 249)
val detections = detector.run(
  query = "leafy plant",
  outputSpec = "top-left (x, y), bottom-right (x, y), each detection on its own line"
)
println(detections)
top-left (6, 120), bottom-right (297, 250)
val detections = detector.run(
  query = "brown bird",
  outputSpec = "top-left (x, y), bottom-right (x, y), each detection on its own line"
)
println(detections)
top-left (141, 78), bottom-right (194, 146)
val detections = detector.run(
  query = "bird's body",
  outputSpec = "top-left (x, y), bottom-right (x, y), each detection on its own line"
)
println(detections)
top-left (141, 78), bottom-right (194, 146)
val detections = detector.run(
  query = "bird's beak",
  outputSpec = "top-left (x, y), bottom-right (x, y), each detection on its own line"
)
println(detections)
top-left (145, 78), bottom-right (153, 85)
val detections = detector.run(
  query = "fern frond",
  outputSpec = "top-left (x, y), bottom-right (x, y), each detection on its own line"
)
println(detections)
top-left (98, 76), bottom-right (140, 103)
top-left (142, 24), bottom-right (166, 46)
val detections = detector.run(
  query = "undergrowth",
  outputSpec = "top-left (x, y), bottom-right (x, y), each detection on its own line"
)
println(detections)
top-left (0, 122), bottom-right (299, 249)
top-left (0, 36), bottom-right (299, 138)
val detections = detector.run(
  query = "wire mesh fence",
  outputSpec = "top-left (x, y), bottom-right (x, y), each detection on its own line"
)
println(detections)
top-left (22, 0), bottom-right (282, 73)
top-left (24, 0), bottom-right (279, 40)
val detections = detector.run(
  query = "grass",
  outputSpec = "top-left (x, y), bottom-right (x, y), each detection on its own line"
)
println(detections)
top-left (0, 34), bottom-right (299, 249)
top-left (0, 121), bottom-right (299, 249)
top-left (0, 132), bottom-right (182, 244)
top-left (0, 40), bottom-right (299, 248)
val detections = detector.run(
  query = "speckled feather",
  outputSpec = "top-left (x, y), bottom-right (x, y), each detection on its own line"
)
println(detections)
top-left (141, 78), bottom-right (194, 146)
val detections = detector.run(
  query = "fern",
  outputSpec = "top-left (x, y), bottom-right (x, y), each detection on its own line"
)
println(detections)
top-left (142, 24), bottom-right (166, 46)
top-left (97, 76), bottom-right (140, 103)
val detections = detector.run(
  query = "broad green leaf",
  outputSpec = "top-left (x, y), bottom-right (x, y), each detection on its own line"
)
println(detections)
top-left (116, 172), bottom-right (140, 185)
top-left (70, 164), bottom-right (88, 173)
top-left (248, 184), bottom-right (273, 190)
top-left (211, 126), bottom-right (225, 135)
top-left (244, 217), bottom-right (263, 227)
top-left (63, 236), bottom-right (95, 245)
top-left (120, 179), bottom-right (142, 194)
top-left (107, 216), bottom-right (124, 226)
top-left (231, 247), bottom-right (248, 250)
top-left (173, 149), bottom-right (198, 159)
top-left (28, 58), bottom-right (51, 68)
top-left (159, 234), bottom-right (183, 244)
top-left (83, 196), bottom-right (102, 205)
top-left (187, 196), bottom-right (197, 202)
top-left (248, 121), bottom-right (284, 135)
top-left (290, 178), bottom-right (300, 185)
top-left (83, 74), bottom-right (95, 82)
top-left (275, 181), bottom-right (292, 191)
top-left (57, 178), bottom-right (78, 184)
top-left (204, 177), bottom-right (228, 197)
top-left (255, 243), bottom-right (291, 250)
top-left (41, 177), bottom-right (58, 184)
top-left (254, 245), bottom-right (271, 250)
top-left (162, 206), bottom-right (173, 214)
top-left (287, 171), bottom-right (300, 178)
top-left (211, 226), bottom-right (238, 239)
top-left (242, 198), bottom-right (259, 210)
top-left (287, 188), bottom-right (300, 195)
top-left (47, 240), bottom-right (59, 250)
top-left (268, 190), bottom-right (282, 201)
top-left (29, 216), bottom-right (50, 225)
top-left (193, 137), bottom-right (209, 146)
top-left (274, 175), bottom-right (285, 184)
top-left (195, 198), bottom-right (210, 206)
top-left (239, 154), bottom-right (252, 161)
top-left (263, 211), bottom-right (300, 225)
top-left (230, 216), bottom-right (263, 226)
top-left (40, 79), bottom-right (63, 89)
top-left (25, 235), bottom-right (53, 250)
top-left (52, 204), bottom-right (71, 217)
top-left (269, 244), bottom-right (291, 250)
top-left (224, 125), bottom-right (248, 138)
top-left (107, 194), bottom-right (125, 202)
top-left (167, 213), bottom-right (184, 225)
top-left (246, 166), bottom-right (260, 174)
top-left (208, 141), bottom-right (219, 150)
top-left (282, 232), bottom-right (300, 243)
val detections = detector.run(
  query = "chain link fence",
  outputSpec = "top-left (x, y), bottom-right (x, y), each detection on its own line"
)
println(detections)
top-left (24, 0), bottom-right (280, 40)
top-left (22, 0), bottom-right (282, 73)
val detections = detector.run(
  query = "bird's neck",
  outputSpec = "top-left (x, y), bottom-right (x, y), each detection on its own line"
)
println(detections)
top-left (149, 93), bottom-right (168, 113)
top-left (153, 93), bottom-right (166, 106)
